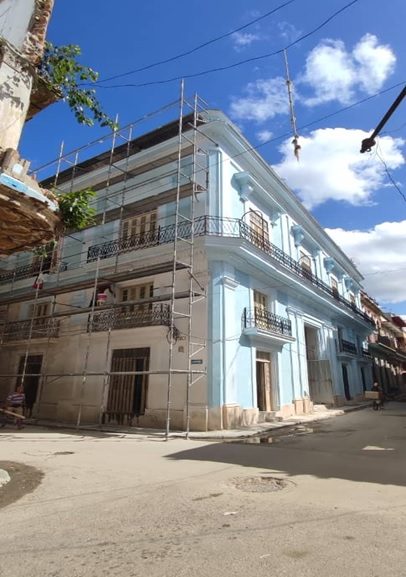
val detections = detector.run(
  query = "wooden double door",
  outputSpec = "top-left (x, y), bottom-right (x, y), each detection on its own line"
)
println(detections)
top-left (256, 351), bottom-right (274, 412)
top-left (104, 348), bottom-right (150, 424)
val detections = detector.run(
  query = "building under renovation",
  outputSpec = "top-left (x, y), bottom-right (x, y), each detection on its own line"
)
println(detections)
top-left (0, 95), bottom-right (375, 431)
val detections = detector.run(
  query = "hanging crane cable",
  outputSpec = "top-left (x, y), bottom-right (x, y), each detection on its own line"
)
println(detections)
top-left (283, 49), bottom-right (301, 161)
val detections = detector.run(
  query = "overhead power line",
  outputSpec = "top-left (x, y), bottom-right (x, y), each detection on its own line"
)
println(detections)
top-left (375, 145), bottom-right (406, 205)
top-left (94, 0), bottom-right (297, 85)
top-left (35, 80), bottom-right (405, 191)
top-left (97, 0), bottom-right (361, 89)
top-left (234, 81), bottom-right (406, 159)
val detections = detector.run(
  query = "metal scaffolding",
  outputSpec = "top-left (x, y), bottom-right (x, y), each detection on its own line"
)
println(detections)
top-left (0, 86), bottom-right (209, 437)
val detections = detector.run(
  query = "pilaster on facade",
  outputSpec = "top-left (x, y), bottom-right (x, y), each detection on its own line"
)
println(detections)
top-left (0, 103), bottom-right (379, 431)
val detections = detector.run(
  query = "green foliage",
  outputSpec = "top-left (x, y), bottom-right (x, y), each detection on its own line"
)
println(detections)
top-left (39, 42), bottom-right (117, 130)
top-left (57, 188), bottom-right (96, 231)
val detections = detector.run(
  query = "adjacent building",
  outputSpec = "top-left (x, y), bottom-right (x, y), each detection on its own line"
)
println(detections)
top-left (362, 293), bottom-right (406, 393)
top-left (0, 107), bottom-right (374, 430)
top-left (0, 0), bottom-right (59, 255)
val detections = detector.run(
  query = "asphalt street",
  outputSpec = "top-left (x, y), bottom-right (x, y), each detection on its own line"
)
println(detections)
top-left (1, 403), bottom-right (406, 577)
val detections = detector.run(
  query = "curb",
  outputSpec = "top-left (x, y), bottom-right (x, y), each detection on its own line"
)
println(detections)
top-left (23, 404), bottom-right (370, 441)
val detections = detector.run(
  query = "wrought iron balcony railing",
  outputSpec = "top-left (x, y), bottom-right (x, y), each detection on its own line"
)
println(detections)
top-left (377, 334), bottom-right (397, 349)
top-left (91, 304), bottom-right (171, 332)
top-left (340, 339), bottom-right (358, 355)
top-left (243, 307), bottom-right (292, 337)
top-left (361, 346), bottom-right (372, 358)
top-left (0, 261), bottom-right (68, 284)
top-left (2, 318), bottom-right (60, 342)
top-left (1, 216), bottom-right (373, 326)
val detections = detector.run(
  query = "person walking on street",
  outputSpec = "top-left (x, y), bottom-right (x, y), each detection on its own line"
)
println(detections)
top-left (6, 386), bottom-right (25, 428)
top-left (371, 381), bottom-right (384, 410)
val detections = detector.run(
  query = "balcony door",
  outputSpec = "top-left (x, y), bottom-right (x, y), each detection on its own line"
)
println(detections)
top-left (105, 348), bottom-right (150, 424)
top-left (121, 283), bottom-right (153, 313)
top-left (253, 290), bottom-right (268, 329)
top-left (299, 251), bottom-right (312, 280)
top-left (249, 210), bottom-right (269, 248)
top-left (121, 211), bottom-right (157, 244)
top-left (331, 276), bottom-right (339, 299)
top-left (29, 302), bottom-right (50, 337)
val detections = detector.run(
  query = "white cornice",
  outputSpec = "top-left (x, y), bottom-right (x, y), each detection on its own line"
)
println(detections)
top-left (202, 112), bottom-right (363, 282)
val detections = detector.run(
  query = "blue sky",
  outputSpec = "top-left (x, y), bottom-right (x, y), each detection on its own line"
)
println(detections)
top-left (21, 0), bottom-right (406, 313)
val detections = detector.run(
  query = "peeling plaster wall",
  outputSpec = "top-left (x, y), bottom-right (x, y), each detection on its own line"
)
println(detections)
top-left (0, 50), bottom-right (33, 149)
top-left (0, 0), bottom-right (36, 51)
top-left (0, 0), bottom-right (54, 148)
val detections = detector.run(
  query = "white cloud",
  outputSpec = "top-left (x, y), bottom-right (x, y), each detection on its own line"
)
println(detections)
top-left (231, 31), bottom-right (260, 51)
top-left (278, 21), bottom-right (302, 42)
top-left (230, 33), bottom-right (395, 123)
top-left (230, 77), bottom-right (288, 122)
top-left (256, 129), bottom-right (273, 143)
top-left (326, 221), bottom-right (406, 305)
top-left (274, 128), bottom-right (404, 209)
top-left (301, 34), bottom-right (396, 106)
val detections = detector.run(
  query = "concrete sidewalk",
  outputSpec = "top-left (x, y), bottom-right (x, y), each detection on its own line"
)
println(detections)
top-left (25, 402), bottom-right (370, 440)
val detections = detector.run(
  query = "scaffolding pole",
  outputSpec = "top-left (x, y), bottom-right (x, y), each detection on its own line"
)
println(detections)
top-left (1, 92), bottom-right (209, 435)
top-left (76, 115), bottom-right (119, 428)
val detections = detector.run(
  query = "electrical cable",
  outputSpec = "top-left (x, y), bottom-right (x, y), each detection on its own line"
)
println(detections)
top-left (9, 83), bottom-right (404, 277)
top-left (375, 145), bottom-right (406, 204)
top-left (8, 81), bottom-right (405, 277)
top-left (93, 0), bottom-right (297, 84)
top-left (96, 0), bottom-right (361, 89)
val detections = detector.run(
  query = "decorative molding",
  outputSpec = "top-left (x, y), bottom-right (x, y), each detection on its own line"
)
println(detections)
top-left (344, 276), bottom-right (354, 291)
top-left (324, 257), bottom-right (335, 273)
top-left (221, 276), bottom-right (239, 290)
top-left (270, 210), bottom-right (282, 226)
top-left (311, 248), bottom-right (321, 259)
top-left (231, 171), bottom-right (254, 202)
top-left (291, 224), bottom-right (304, 247)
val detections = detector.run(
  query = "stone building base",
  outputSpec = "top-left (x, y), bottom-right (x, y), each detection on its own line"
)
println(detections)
top-left (36, 396), bottom-right (319, 432)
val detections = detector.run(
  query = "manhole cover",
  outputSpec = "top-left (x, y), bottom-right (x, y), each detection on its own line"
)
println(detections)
top-left (232, 475), bottom-right (289, 493)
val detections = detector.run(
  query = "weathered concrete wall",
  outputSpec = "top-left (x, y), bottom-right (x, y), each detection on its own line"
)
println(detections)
top-left (0, 0), bottom-right (54, 148)
top-left (0, 49), bottom-right (32, 149)
top-left (0, 0), bottom-right (36, 51)
top-left (0, 0), bottom-right (54, 62)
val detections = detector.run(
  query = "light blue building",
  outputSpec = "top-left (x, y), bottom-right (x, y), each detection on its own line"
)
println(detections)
top-left (0, 108), bottom-right (374, 430)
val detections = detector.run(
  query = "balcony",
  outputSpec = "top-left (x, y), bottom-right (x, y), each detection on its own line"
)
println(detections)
top-left (92, 304), bottom-right (171, 332)
top-left (243, 307), bottom-right (292, 336)
top-left (377, 334), bottom-right (397, 349)
top-left (361, 346), bottom-right (372, 358)
top-left (339, 339), bottom-right (358, 355)
top-left (0, 260), bottom-right (67, 285)
top-left (2, 216), bottom-right (373, 326)
top-left (242, 307), bottom-right (294, 350)
top-left (2, 318), bottom-right (60, 342)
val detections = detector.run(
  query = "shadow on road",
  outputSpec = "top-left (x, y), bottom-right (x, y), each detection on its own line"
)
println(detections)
top-left (167, 405), bottom-right (406, 487)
